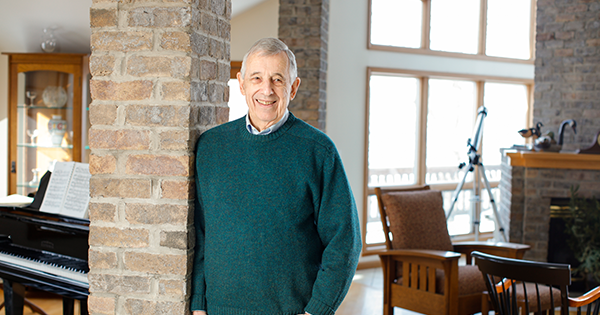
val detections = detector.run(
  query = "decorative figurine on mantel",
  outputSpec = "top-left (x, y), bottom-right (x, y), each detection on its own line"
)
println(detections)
top-left (531, 119), bottom-right (577, 152)
top-left (577, 129), bottom-right (600, 154)
top-left (517, 120), bottom-right (577, 152)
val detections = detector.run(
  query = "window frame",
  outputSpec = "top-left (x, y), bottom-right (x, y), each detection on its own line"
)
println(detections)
top-left (362, 66), bottom-right (534, 253)
top-left (367, 0), bottom-right (536, 64)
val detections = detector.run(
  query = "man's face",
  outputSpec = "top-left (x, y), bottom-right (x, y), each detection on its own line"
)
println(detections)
top-left (237, 51), bottom-right (301, 131)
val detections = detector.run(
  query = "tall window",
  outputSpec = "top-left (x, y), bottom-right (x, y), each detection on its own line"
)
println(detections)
top-left (365, 70), bottom-right (532, 246)
top-left (364, 0), bottom-right (534, 250)
top-left (369, 0), bottom-right (534, 61)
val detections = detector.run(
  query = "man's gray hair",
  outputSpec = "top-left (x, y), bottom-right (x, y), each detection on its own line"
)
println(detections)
top-left (240, 38), bottom-right (298, 81)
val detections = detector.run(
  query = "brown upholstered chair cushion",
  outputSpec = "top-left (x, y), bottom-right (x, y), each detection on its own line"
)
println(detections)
top-left (397, 264), bottom-right (487, 296)
top-left (516, 282), bottom-right (562, 312)
top-left (382, 189), bottom-right (453, 251)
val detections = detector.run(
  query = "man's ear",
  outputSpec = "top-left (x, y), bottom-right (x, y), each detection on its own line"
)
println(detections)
top-left (237, 72), bottom-right (246, 95)
top-left (290, 77), bottom-right (301, 100)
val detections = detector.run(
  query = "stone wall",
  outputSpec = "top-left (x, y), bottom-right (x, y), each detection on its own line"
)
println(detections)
top-left (279, 0), bottom-right (329, 131)
top-left (535, 0), bottom-right (600, 151)
top-left (88, 0), bottom-right (230, 313)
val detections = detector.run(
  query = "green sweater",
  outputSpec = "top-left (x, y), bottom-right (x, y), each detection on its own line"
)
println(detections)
top-left (191, 113), bottom-right (362, 315)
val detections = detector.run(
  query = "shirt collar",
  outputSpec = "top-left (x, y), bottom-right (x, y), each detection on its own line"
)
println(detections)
top-left (246, 110), bottom-right (290, 135)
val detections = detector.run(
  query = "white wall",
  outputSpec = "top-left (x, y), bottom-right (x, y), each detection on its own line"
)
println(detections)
top-left (230, 0), bottom-right (279, 61)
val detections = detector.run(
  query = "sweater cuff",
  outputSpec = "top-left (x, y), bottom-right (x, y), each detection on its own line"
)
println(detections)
top-left (190, 294), bottom-right (206, 311)
top-left (305, 299), bottom-right (334, 315)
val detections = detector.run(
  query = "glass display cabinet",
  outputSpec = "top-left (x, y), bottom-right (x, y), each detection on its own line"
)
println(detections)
top-left (4, 53), bottom-right (89, 196)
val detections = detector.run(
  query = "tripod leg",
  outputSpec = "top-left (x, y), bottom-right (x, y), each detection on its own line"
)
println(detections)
top-left (478, 163), bottom-right (507, 242)
top-left (447, 165), bottom-right (472, 220)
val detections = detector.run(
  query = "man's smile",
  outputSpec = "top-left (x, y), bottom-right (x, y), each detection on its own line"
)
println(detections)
top-left (256, 99), bottom-right (277, 105)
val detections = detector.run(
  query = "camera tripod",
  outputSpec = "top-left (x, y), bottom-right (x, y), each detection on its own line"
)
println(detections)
top-left (446, 106), bottom-right (507, 242)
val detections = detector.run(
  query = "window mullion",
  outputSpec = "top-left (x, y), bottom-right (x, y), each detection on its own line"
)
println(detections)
top-left (479, 0), bottom-right (488, 56)
top-left (417, 77), bottom-right (429, 185)
top-left (422, 0), bottom-right (431, 50)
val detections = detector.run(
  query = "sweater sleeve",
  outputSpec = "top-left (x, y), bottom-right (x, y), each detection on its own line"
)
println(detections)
top-left (305, 149), bottom-right (362, 315)
top-left (190, 151), bottom-right (207, 311)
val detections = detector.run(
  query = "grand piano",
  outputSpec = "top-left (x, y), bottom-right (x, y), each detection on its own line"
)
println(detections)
top-left (0, 172), bottom-right (89, 315)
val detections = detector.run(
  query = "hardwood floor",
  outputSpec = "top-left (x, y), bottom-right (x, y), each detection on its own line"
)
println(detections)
top-left (0, 287), bottom-right (81, 315)
top-left (337, 267), bottom-right (421, 315)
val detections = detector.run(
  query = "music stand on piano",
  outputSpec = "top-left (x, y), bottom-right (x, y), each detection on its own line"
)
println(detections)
top-left (0, 171), bottom-right (89, 315)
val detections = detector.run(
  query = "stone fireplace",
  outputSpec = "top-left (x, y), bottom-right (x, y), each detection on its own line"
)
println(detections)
top-left (500, 0), bottom-right (600, 262)
top-left (499, 151), bottom-right (600, 261)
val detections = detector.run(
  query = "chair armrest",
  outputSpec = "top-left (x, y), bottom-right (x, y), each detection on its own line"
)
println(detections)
top-left (374, 248), bottom-right (461, 261)
top-left (569, 286), bottom-right (600, 307)
top-left (453, 241), bottom-right (530, 262)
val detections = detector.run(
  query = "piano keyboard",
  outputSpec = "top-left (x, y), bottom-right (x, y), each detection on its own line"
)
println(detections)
top-left (0, 249), bottom-right (88, 285)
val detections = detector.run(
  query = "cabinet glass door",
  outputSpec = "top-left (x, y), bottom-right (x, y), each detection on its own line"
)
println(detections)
top-left (16, 70), bottom-right (74, 196)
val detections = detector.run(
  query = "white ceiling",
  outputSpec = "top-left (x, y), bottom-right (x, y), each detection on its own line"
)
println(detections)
top-left (0, 0), bottom-right (265, 54)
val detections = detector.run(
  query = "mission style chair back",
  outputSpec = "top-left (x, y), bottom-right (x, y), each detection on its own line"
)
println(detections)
top-left (473, 251), bottom-right (600, 315)
top-left (374, 185), bottom-right (530, 315)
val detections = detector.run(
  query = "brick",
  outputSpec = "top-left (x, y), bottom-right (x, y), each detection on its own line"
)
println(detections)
top-left (125, 154), bottom-right (191, 176)
top-left (89, 249), bottom-right (118, 269)
top-left (89, 154), bottom-right (116, 175)
top-left (160, 231), bottom-right (190, 250)
top-left (159, 279), bottom-right (186, 296)
top-left (124, 203), bottom-right (188, 225)
top-left (125, 105), bottom-right (190, 127)
top-left (90, 80), bottom-right (153, 101)
top-left (88, 129), bottom-right (151, 150)
top-left (555, 48), bottom-right (573, 57)
top-left (90, 178), bottom-right (152, 198)
top-left (88, 274), bottom-right (151, 295)
top-left (200, 60), bottom-right (217, 80)
top-left (586, 39), bottom-right (600, 46)
top-left (127, 55), bottom-right (191, 78)
top-left (89, 54), bottom-right (116, 77)
top-left (160, 31), bottom-right (191, 51)
top-left (88, 295), bottom-right (116, 315)
top-left (161, 81), bottom-right (191, 101)
top-left (159, 130), bottom-right (191, 150)
top-left (91, 31), bottom-right (152, 52)
top-left (89, 226), bottom-right (150, 248)
top-left (88, 202), bottom-right (117, 222)
top-left (161, 179), bottom-right (193, 199)
top-left (90, 8), bottom-right (118, 28)
top-left (123, 252), bottom-right (188, 275)
top-left (128, 7), bottom-right (191, 28)
top-left (89, 103), bottom-right (117, 125)
top-left (124, 299), bottom-right (185, 315)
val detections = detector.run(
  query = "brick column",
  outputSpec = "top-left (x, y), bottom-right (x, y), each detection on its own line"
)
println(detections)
top-left (88, 0), bottom-right (230, 314)
top-left (535, 0), bottom-right (600, 151)
top-left (279, 0), bottom-right (329, 131)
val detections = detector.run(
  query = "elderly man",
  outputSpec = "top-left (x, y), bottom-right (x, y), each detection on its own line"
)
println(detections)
top-left (191, 37), bottom-right (361, 315)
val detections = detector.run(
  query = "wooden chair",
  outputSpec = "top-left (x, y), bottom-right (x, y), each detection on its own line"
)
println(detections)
top-left (473, 251), bottom-right (600, 314)
top-left (375, 186), bottom-right (530, 315)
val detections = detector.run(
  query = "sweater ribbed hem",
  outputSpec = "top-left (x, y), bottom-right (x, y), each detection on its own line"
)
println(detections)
top-left (208, 306), bottom-right (304, 315)
top-left (304, 299), bottom-right (334, 315)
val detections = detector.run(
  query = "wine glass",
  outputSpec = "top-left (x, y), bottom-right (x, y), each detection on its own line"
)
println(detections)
top-left (26, 91), bottom-right (37, 107)
top-left (26, 129), bottom-right (39, 145)
top-left (28, 168), bottom-right (40, 187)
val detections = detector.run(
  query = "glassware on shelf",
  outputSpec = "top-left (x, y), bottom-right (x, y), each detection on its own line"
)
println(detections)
top-left (26, 91), bottom-right (37, 107)
top-left (28, 168), bottom-right (40, 187)
top-left (41, 28), bottom-right (57, 53)
top-left (26, 129), bottom-right (40, 145)
top-left (48, 115), bottom-right (67, 146)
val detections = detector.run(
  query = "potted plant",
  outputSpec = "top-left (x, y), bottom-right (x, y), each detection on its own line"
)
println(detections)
top-left (565, 186), bottom-right (600, 289)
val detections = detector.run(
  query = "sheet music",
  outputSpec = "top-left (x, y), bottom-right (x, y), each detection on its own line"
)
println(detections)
top-left (39, 162), bottom-right (74, 214)
top-left (61, 163), bottom-right (91, 219)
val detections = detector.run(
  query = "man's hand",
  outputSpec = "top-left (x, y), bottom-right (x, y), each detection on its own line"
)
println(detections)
top-left (192, 311), bottom-right (207, 315)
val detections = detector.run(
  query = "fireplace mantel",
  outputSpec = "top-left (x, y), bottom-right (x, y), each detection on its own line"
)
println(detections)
top-left (504, 150), bottom-right (600, 171)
